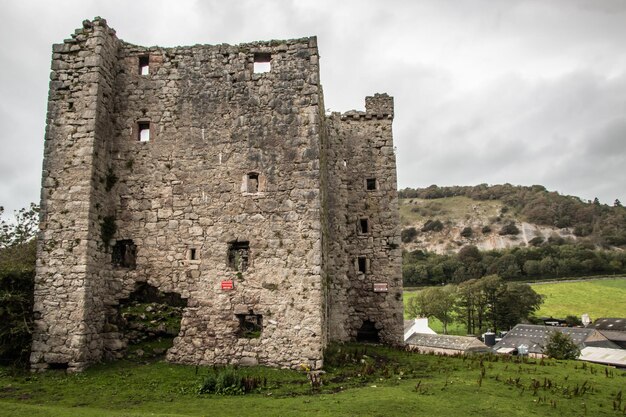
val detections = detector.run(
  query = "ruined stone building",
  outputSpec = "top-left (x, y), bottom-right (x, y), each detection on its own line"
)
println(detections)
top-left (31, 17), bottom-right (402, 372)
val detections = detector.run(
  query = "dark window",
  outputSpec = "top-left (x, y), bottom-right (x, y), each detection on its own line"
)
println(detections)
top-left (366, 178), bottom-right (377, 191)
top-left (236, 313), bottom-right (262, 338)
top-left (138, 122), bottom-right (150, 142)
top-left (253, 52), bottom-right (271, 73)
top-left (358, 256), bottom-right (367, 274)
top-left (48, 362), bottom-right (69, 370)
top-left (188, 248), bottom-right (197, 260)
top-left (356, 320), bottom-right (380, 343)
top-left (139, 55), bottom-right (149, 75)
top-left (359, 218), bottom-right (369, 234)
top-left (112, 240), bottom-right (137, 269)
top-left (228, 241), bottom-right (250, 271)
top-left (247, 173), bottom-right (259, 193)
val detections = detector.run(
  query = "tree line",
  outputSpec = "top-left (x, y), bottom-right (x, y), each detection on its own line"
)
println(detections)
top-left (406, 275), bottom-right (542, 335)
top-left (403, 242), bottom-right (626, 287)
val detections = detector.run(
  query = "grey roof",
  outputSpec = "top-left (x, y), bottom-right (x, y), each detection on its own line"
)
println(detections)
top-left (587, 318), bottom-right (626, 332)
top-left (598, 330), bottom-right (626, 342)
top-left (406, 333), bottom-right (490, 352)
top-left (493, 324), bottom-right (617, 355)
top-left (579, 347), bottom-right (626, 368)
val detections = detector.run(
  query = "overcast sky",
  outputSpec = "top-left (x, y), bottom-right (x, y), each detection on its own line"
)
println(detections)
top-left (1, 0), bottom-right (626, 217)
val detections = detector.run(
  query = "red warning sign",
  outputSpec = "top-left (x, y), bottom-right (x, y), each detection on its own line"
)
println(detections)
top-left (221, 280), bottom-right (234, 290)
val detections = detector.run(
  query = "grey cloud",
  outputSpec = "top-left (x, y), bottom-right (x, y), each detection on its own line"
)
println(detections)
top-left (2, 0), bottom-right (626, 218)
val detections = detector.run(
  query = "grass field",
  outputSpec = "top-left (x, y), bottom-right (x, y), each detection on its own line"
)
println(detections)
top-left (531, 278), bottom-right (626, 319)
top-left (1, 344), bottom-right (624, 417)
top-left (403, 278), bottom-right (626, 335)
top-left (399, 196), bottom-right (502, 226)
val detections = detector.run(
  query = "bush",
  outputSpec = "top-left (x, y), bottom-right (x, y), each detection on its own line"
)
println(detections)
top-left (422, 219), bottom-right (444, 233)
top-left (400, 227), bottom-right (418, 243)
top-left (481, 225), bottom-right (492, 234)
top-left (528, 236), bottom-right (544, 246)
top-left (460, 227), bottom-right (473, 238)
top-left (544, 331), bottom-right (580, 360)
top-left (198, 368), bottom-right (266, 395)
top-left (498, 222), bottom-right (520, 236)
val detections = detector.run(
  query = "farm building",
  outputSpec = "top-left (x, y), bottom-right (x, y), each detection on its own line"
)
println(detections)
top-left (405, 333), bottom-right (490, 355)
top-left (579, 347), bottom-right (626, 368)
top-left (493, 324), bottom-right (619, 357)
top-left (404, 318), bottom-right (436, 341)
top-left (586, 318), bottom-right (626, 349)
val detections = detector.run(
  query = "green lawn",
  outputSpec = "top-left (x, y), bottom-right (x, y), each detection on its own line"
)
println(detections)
top-left (531, 278), bottom-right (626, 319)
top-left (1, 344), bottom-right (624, 417)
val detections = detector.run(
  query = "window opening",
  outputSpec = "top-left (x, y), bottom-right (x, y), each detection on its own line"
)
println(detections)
top-left (228, 241), bottom-right (250, 271)
top-left (359, 218), bottom-right (369, 234)
top-left (48, 362), bottom-right (69, 370)
top-left (236, 312), bottom-right (262, 338)
top-left (247, 173), bottom-right (259, 193)
top-left (358, 256), bottom-right (367, 274)
top-left (253, 52), bottom-right (271, 73)
top-left (112, 239), bottom-right (137, 269)
top-left (139, 55), bottom-right (149, 75)
top-left (138, 122), bottom-right (150, 142)
top-left (188, 248), bottom-right (197, 260)
top-left (356, 320), bottom-right (380, 343)
top-left (366, 178), bottom-right (377, 191)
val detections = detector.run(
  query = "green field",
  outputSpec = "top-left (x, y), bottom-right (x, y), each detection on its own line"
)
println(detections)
top-left (403, 278), bottom-right (626, 334)
top-left (1, 344), bottom-right (625, 417)
top-left (531, 278), bottom-right (626, 319)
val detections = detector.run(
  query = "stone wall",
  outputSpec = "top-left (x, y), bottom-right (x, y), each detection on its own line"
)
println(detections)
top-left (326, 94), bottom-right (403, 344)
top-left (32, 18), bottom-right (401, 372)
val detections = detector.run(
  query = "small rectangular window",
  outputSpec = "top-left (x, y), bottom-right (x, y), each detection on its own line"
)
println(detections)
top-left (188, 248), bottom-right (197, 260)
top-left (359, 218), bottom-right (369, 234)
top-left (139, 55), bottom-right (149, 75)
top-left (247, 173), bottom-right (259, 193)
top-left (228, 241), bottom-right (250, 271)
top-left (236, 313), bottom-right (262, 338)
top-left (253, 53), bottom-right (271, 73)
top-left (112, 239), bottom-right (137, 269)
top-left (138, 122), bottom-right (150, 142)
top-left (358, 256), bottom-right (368, 274)
top-left (366, 178), bottom-right (377, 191)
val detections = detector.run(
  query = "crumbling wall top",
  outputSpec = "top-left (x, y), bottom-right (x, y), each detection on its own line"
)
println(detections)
top-left (334, 93), bottom-right (394, 121)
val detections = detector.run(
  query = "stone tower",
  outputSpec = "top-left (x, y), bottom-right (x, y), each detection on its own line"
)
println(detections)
top-left (31, 17), bottom-right (403, 372)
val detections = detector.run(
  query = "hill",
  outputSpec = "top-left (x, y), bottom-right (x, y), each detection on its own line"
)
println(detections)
top-left (399, 184), bottom-right (626, 254)
top-left (399, 185), bottom-right (626, 286)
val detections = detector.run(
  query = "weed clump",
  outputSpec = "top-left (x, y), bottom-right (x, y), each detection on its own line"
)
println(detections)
top-left (198, 368), bottom-right (266, 395)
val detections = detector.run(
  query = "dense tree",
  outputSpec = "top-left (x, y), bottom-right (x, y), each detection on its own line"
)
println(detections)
top-left (497, 282), bottom-right (543, 330)
top-left (0, 204), bottom-right (38, 366)
top-left (544, 331), bottom-right (580, 360)
top-left (447, 275), bottom-right (543, 334)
